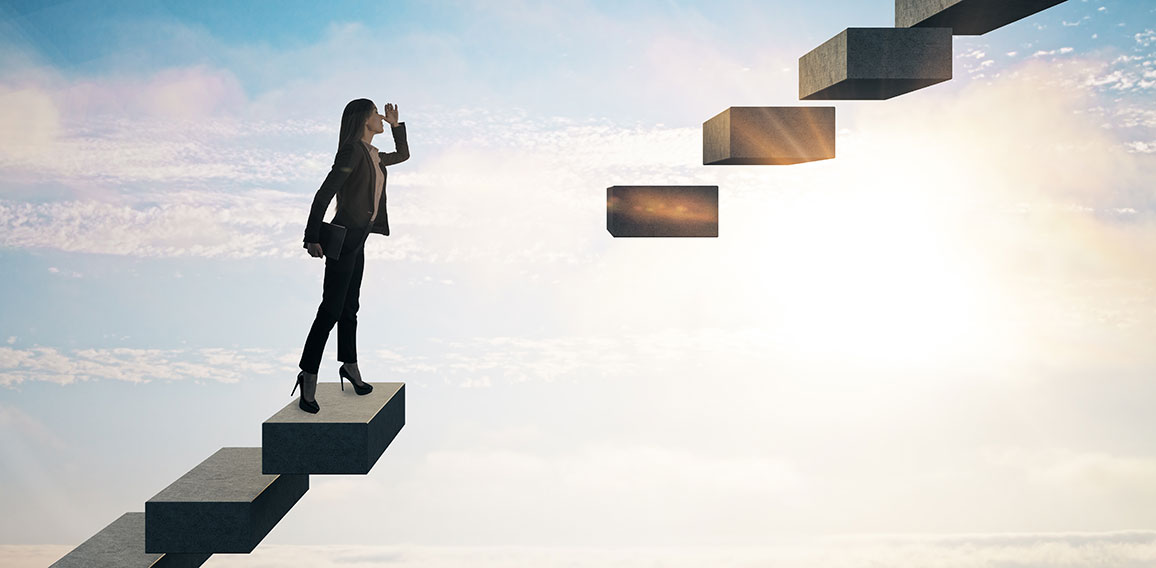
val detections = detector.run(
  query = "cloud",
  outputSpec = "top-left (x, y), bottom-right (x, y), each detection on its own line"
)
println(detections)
top-left (19, 532), bottom-right (1156, 568)
top-left (1127, 140), bottom-right (1156, 152)
top-left (46, 266), bottom-right (81, 278)
top-left (1136, 29), bottom-right (1156, 48)
top-left (0, 6), bottom-right (1148, 277)
top-left (0, 190), bottom-right (306, 258)
top-left (4, 327), bottom-right (1156, 539)
top-left (0, 101), bottom-right (711, 263)
top-left (1032, 46), bottom-right (1075, 56)
top-left (0, 346), bottom-right (284, 386)
top-left (985, 448), bottom-right (1156, 499)
top-left (0, 115), bottom-right (331, 185)
top-left (0, 330), bottom-right (733, 389)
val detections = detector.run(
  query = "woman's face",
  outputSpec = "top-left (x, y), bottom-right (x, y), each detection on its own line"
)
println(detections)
top-left (364, 107), bottom-right (385, 135)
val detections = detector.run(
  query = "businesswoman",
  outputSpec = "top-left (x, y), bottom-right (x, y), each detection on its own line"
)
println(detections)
top-left (293, 98), bottom-right (410, 413)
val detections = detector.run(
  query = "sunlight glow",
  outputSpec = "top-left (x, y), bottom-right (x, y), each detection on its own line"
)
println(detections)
top-left (743, 128), bottom-right (1010, 370)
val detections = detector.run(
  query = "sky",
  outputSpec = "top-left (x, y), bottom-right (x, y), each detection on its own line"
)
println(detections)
top-left (1, 0), bottom-right (1155, 566)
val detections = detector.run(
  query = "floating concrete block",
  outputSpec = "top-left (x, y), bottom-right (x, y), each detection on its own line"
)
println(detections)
top-left (703, 106), bottom-right (835, 165)
top-left (263, 382), bottom-right (405, 475)
top-left (897, 0), bottom-right (1068, 35)
top-left (607, 186), bottom-right (718, 238)
top-left (799, 27), bottom-right (952, 100)
top-left (50, 513), bottom-right (210, 568)
top-left (145, 447), bottom-right (308, 554)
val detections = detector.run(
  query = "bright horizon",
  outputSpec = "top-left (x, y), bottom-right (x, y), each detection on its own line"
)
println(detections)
top-left (3, 1), bottom-right (1156, 566)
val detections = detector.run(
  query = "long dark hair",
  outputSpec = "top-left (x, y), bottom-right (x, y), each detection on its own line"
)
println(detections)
top-left (337, 98), bottom-right (375, 151)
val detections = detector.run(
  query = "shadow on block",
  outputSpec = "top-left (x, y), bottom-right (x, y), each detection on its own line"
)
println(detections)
top-left (897, 0), bottom-right (1069, 35)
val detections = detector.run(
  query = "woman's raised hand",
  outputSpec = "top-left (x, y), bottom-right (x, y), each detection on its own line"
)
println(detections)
top-left (384, 103), bottom-right (399, 127)
top-left (305, 242), bottom-right (324, 258)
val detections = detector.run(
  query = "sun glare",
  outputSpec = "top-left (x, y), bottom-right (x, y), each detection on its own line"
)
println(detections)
top-left (742, 131), bottom-right (1005, 370)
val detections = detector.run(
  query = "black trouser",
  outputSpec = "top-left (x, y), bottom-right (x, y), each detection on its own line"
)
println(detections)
top-left (299, 229), bottom-right (367, 374)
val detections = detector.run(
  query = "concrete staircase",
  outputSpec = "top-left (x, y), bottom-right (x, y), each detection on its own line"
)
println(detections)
top-left (799, 0), bottom-right (1069, 100)
top-left (50, 382), bottom-right (405, 567)
top-left (607, 0), bottom-right (1069, 238)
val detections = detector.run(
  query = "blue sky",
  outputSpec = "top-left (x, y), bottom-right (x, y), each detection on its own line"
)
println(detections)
top-left (3, 1), bottom-right (1156, 566)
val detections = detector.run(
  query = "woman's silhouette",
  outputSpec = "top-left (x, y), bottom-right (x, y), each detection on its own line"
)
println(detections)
top-left (294, 98), bottom-right (410, 413)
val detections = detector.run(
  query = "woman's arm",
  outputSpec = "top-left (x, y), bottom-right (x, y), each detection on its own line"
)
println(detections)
top-left (380, 103), bottom-right (409, 166)
top-left (303, 143), bottom-right (357, 244)
top-left (379, 123), bottom-right (409, 166)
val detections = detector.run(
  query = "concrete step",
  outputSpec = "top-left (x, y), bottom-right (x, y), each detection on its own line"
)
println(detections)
top-left (145, 447), bottom-right (308, 554)
top-left (704, 106), bottom-right (835, 165)
top-left (800, 27), bottom-right (952, 100)
top-left (263, 382), bottom-right (406, 474)
top-left (50, 512), bottom-right (210, 568)
top-left (606, 186), bottom-right (719, 238)
top-left (897, 0), bottom-right (1068, 35)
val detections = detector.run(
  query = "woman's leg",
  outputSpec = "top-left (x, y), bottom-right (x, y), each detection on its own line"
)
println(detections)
top-left (336, 246), bottom-right (365, 366)
top-left (299, 256), bottom-right (360, 374)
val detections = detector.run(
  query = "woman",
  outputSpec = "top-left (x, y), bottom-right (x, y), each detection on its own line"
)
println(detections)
top-left (293, 98), bottom-right (410, 413)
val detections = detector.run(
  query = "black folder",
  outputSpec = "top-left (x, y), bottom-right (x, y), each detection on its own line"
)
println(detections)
top-left (319, 222), bottom-right (346, 261)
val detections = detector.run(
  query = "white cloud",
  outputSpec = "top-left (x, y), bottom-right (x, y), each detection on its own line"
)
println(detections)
top-left (985, 448), bottom-right (1156, 498)
top-left (0, 346), bottom-right (284, 386)
top-left (1136, 29), bottom-right (1156, 48)
top-left (0, 21), bottom-right (1150, 281)
top-left (22, 533), bottom-right (1156, 568)
top-left (1126, 140), bottom-right (1156, 152)
top-left (0, 116), bottom-right (331, 184)
top-left (0, 191), bottom-right (306, 258)
top-left (0, 104), bottom-right (711, 264)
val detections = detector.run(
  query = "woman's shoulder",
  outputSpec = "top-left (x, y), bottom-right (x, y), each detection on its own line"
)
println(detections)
top-left (334, 141), bottom-right (368, 166)
top-left (336, 140), bottom-right (365, 154)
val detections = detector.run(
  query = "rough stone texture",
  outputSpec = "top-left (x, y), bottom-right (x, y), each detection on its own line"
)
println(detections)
top-left (897, 0), bottom-right (1068, 35)
top-left (703, 106), bottom-right (835, 165)
top-left (607, 186), bottom-right (718, 238)
top-left (145, 447), bottom-right (308, 554)
top-left (50, 513), bottom-right (210, 568)
top-left (263, 382), bottom-right (406, 475)
top-left (799, 27), bottom-right (952, 100)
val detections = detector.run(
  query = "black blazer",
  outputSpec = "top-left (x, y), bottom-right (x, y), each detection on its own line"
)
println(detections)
top-left (304, 123), bottom-right (410, 243)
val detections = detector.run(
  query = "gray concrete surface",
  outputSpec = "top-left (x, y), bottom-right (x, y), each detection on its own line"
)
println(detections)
top-left (145, 447), bottom-right (308, 553)
top-left (263, 382), bottom-right (406, 474)
top-left (50, 513), bottom-right (210, 568)
top-left (800, 27), bottom-right (952, 100)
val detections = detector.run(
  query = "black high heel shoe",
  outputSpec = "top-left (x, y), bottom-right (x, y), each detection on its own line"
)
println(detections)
top-left (339, 366), bottom-right (373, 395)
top-left (291, 371), bottom-right (320, 413)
